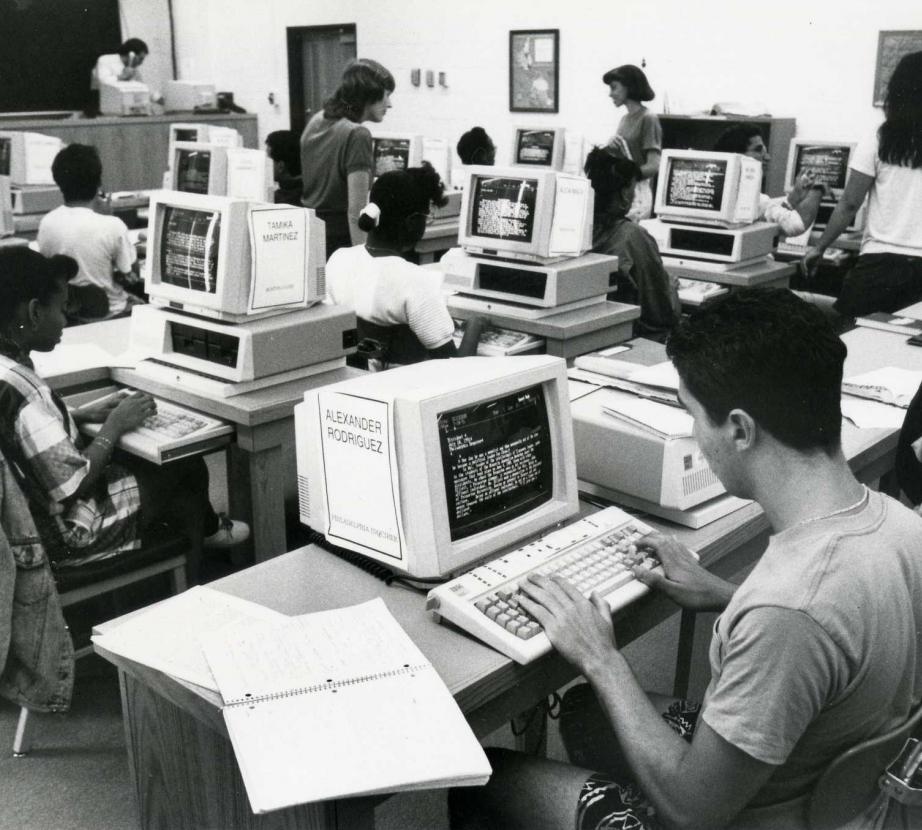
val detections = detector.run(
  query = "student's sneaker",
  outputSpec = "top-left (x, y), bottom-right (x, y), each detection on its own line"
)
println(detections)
top-left (204, 513), bottom-right (251, 549)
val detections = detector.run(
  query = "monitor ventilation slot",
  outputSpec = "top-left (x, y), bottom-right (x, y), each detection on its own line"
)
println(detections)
top-left (315, 265), bottom-right (326, 298)
top-left (683, 467), bottom-right (718, 497)
top-left (297, 474), bottom-right (313, 522)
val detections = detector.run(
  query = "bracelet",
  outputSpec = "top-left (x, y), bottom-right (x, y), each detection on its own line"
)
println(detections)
top-left (95, 435), bottom-right (114, 452)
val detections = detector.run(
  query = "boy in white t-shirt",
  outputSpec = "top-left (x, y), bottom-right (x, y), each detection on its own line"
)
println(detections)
top-left (38, 144), bottom-right (142, 320)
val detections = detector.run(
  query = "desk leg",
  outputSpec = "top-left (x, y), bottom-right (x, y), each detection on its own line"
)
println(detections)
top-left (228, 442), bottom-right (287, 563)
top-left (118, 669), bottom-right (372, 829)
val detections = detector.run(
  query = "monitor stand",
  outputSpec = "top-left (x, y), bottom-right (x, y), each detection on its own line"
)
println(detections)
top-left (447, 292), bottom-right (606, 320)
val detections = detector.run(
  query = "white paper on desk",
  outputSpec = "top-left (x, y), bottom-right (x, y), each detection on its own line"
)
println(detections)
top-left (247, 206), bottom-right (308, 312)
top-left (91, 586), bottom-right (286, 691)
top-left (629, 360), bottom-right (681, 391)
top-left (568, 378), bottom-right (599, 402)
top-left (32, 343), bottom-right (116, 378)
top-left (843, 367), bottom-right (922, 408)
top-left (840, 396), bottom-right (908, 430)
top-left (898, 301), bottom-right (922, 321)
top-left (602, 395), bottom-right (694, 438)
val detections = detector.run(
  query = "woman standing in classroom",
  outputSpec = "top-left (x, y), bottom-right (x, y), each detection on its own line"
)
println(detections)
top-left (603, 64), bottom-right (662, 221)
top-left (300, 59), bottom-right (395, 257)
top-left (804, 51), bottom-right (922, 319)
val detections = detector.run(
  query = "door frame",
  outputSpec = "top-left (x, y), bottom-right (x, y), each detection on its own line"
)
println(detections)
top-left (286, 23), bottom-right (357, 135)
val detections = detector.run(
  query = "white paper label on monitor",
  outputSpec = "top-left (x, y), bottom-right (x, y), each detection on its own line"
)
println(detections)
top-left (317, 391), bottom-right (406, 562)
top-left (247, 207), bottom-right (308, 312)
top-left (28, 137), bottom-right (62, 185)
top-left (549, 175), bottom-right (590, 257)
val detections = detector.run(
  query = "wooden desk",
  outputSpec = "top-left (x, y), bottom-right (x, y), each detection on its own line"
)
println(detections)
top-left (448, 299), bottom-right (640, 359)
top-left (664, 257), bottom-right (795, 290)
top-left (415, 219), bottom-right (459, 265)
top-left (38, 316), bottom-right (360, 562)
top-left (0, 112), bottom-right (258, 191)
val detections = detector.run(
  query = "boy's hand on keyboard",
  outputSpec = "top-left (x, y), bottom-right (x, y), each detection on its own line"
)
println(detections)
top-left (106, 391), bottom-right (157, 435)
top-left (75, 389), bottom-right (131, 423)
top-left (518, 575), bottom-right (618, 674)
top-left (633, 533), bottom-right (735, 613)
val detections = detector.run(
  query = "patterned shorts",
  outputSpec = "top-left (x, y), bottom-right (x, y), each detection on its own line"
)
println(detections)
top-left (575, 700), bottom-right (701, 830)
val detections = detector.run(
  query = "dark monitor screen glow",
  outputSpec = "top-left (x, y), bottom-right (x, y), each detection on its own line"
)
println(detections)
top-left (373, 138), bottom-right (410, 177)
top-left (515, 130), bottom-right (555, 166)
top-left (175, 149), bottom-right (212, 194)
top-left (469, 175), bottom-right (537, 243)
top-left (0, 137), bottom-right (9, 176)
top-left (438, 384), bottom-right (552, 541)
top-left (664, 157), bottom-right (727, 212)
top-left (793, 145), bottom-right (850, 191)
top-left (159, 206), bottom-right (220, 294)
top-left (174, 128), bottom-right (200, 142)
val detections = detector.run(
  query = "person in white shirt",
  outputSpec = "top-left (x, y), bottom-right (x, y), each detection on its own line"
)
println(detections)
top-left (805, 51), bottom-right (922, 318)
top-left (91, 38), bottom-right (149, 90)
top-left (714, 125), bottom-right (826, 237)
top-left (326, 162), bottom-right (483, 366)
top-left (37, 144), bottom-right (141, 319)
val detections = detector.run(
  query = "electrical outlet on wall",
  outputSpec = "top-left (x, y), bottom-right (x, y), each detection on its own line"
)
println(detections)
top-left (425, 70), bottom-right (434, 87)
top-left (411, 69), bottom-right (421, 87)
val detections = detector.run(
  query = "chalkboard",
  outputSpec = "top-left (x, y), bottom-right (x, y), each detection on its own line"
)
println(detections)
top-left (0, 0), bottom-right (121, 113)
top-left (873, 30), bottom-right (922, 107)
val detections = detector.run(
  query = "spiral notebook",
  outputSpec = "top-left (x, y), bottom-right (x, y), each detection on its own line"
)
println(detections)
top-left (201, 598), bottom-right (491, 814)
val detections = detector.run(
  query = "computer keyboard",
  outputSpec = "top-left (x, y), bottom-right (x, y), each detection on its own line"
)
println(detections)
top-left (677, 279), bottom-right (728, 304)
top-left (426, 506), bottom-right (664, 664)
top-left (138, 403), bottom-right (211, 439)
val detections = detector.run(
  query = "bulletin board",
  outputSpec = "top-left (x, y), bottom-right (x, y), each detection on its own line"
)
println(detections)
top-left (873, 30), bottom-right (922, 106)
top-left (0, 0), bottom-right (121, 113)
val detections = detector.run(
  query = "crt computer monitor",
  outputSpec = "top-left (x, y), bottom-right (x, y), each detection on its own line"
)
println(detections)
top-left (0, 131), bottom-right (63, 186)
top-left (511, 127), bottom-right (565, 170)
top-left (0, 176), bottom-right (12, 237)
top-left (784, 139), bottom-right (854, 201)
top-left (653, 150), bottom-right (763, 228)
top-left (144, 191), bottom-right (326, 323)
top-left (224, 147), bottom-right (275, 202)
top-left (169, 142), bottom-right (229, 195)
top-left (370, 133), bottom-right (423, 178)
top-left (458, 165), bottom-right (594, 262)
top-left (295, 355), bottom-right (579, 579)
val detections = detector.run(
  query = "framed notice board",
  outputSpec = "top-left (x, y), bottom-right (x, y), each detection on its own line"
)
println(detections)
top-left (0, 0), bottom-right (121, 113)
top-left (873, 30), bottom-right (922, 106)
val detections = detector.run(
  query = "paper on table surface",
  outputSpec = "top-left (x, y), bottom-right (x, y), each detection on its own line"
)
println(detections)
top-left (32, 343), bottom-right (150, 377)
top-left (91, 586), bottom-right (287, 691)
top-left (840, 396), bottom-right (908, 430)
top-left (629, 361), bottom-right (681, 391)
top-left (602, 394), bottom-right (694, 438)
top-left (568, 378), bottom-right (599, 402)
top-left (843, 367), bottom-right (922, 408)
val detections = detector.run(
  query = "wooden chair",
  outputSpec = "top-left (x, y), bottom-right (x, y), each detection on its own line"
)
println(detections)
top-left (12, 528), bottom-right (188, 757)
top-left (807, 701), bottom-right (922, 830)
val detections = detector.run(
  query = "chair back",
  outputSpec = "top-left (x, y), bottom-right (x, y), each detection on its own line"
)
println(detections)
top-left (352, 318), bottom-right (429, 370)
top-left (808, 701), bottom-right (922, 830)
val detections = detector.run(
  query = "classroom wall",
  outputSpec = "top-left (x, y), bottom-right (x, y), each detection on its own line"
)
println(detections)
top-left (167, 0), bottom-right (916, 161)
top-left (119, 0), bottom-right (173, 101)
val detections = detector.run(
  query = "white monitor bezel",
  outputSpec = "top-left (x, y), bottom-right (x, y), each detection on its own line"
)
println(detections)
top-left (369, 132), bottom-right (424, 178)
top-left (169, 141), bottom-right (229, 196)
top-left (654, 149), bottom-right (745, 225)
top-left (511, 126), bottom-right (566, 171)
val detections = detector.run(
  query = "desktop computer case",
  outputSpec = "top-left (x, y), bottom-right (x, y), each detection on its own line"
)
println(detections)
top-left (641, 219), bottom-right (777, 264)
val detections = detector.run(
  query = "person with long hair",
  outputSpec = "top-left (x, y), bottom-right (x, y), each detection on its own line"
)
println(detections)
top-left (583, 147), bottom-right (679, 338)
top-left (300, 59), bottom-right (395, 256)
top-left (804, 51), bottom-right (922, 318)
top-left (603, 64), bottom-right (662, 221)
top-left (325, 163), bottom-right (483, 365)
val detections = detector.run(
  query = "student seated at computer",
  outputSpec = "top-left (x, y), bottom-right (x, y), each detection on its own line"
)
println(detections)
top-left (584, 148), bottom-right (680, 339)
top-left (265, 130), bottom-right (302, 206)
top-left (714, 125), bottom-right (826, 236)
top-left (326, 163), bottom-right (484, 366)
top-left (0, 249), bottom-right (249, 582)
top-left (450, 288), bottom-right (922, 830)
top-left (456, 127), bottom-right (496, 166)
top-left (37, 144), bottom-right (143, 321)
top-left (804, 51), bottom-right (922, 318)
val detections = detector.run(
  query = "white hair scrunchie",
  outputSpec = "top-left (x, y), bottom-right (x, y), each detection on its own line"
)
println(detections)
top-left (359, 202), bottom-right (381, 226)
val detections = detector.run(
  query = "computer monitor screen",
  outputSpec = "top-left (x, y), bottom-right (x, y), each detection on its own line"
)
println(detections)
top-left (145, 191), bottom-right (326, 322)
top-left (458, 165), bottom-right (593, 261)
top-left (439, 384), bottom-right (552, 541)
top-left (295, 355), bottom-right (578, 578)
top-left (513, 128), bottom-right (565, 170)
top-left (0, 137), bottom-right (10, 177)
top-left (469, 174), bottom-right (537, 243)
top-left (370, 133), bottom-right (423, 178)
top-left (169, 142), bottom-right (228, 196)
top-left (784, 140), bottom-right (854, 199)
top-left (653, 150), bottom-right (761, 227)
top-left (174, 127), bottom-right (203, 143)
top-left (158, 205), bottom-right (220, 294)
top-left (663, 156), bottom-right (727, 212)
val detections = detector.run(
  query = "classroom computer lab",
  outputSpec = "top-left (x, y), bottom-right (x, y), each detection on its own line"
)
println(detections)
top-left (2, 1), bottom-right (922, 829)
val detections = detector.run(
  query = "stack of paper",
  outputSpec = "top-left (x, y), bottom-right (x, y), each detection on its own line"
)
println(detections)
top-left (602, 395), bottom-right (694, 439)
top-left (842, 367), bottom-right (922, 408)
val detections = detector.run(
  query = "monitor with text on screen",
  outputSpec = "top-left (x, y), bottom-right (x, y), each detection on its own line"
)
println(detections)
top-left (295, 355), bottom-right (579, 579)
top-left (0, 131), bottom-right (63, 186)
top-left (654, 150), bottom-right (762, 227)
top-left (370, 133), bottom-right (423, 178)
top-left (458, 165), bottom-right (593, 262)
top-left (145, 191), bottom-right (326, 323)
top-left (784, 139), bottom-right (854, 200)
top-left (512, 127), bottom-right (565, 170)
top-left (168, 142), bottom-right (229, 196)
